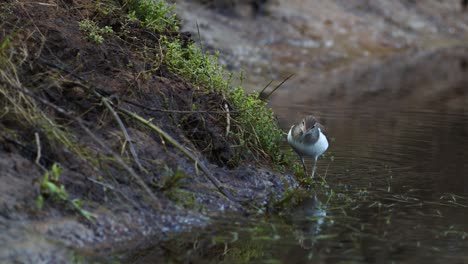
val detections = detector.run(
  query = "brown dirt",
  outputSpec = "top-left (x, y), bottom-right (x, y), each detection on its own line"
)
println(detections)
top-left (0, 0), bottom-right (296, 262)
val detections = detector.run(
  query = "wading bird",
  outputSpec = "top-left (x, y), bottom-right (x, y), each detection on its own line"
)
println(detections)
top-left (287, 115), bottom-right (329, 178)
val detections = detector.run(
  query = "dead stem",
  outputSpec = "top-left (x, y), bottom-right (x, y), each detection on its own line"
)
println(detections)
top-left (123, 98), bottom-right (239, 114)
top-left (223, 93), bottom-right (231, 137)
top-left (33, 132), bottom-right (45, 171)
top-left (118, 106), bottom-right (240, 203)
top-left (101, 96), bottom-right (145, 172)
top-left (258, 74), bottom-right (294, 100)
top-left (258, 79), bottom-right (274, 98)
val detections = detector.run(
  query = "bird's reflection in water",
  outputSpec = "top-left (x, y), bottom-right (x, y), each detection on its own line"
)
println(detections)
top-left (290, 192), bottom-right (329, 250)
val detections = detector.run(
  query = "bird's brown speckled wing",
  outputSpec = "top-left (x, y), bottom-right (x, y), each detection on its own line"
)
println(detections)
top-left (290, 124), bottom-right (303, 140)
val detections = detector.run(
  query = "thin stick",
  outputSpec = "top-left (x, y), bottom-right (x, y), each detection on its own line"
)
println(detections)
top-left (123, 98), bottom-right (239, 114)
top-left (261, 73), bottom-right (294, 100)
top-left (34, 132), bottom-right (42, 166)
top-left (118, 106), bottom-right (239, 203)
top-left (9, 82), bottom-right (161, 210)
top-left (257, 79), bottom-right (274, 98)
top-left (0, 130), bottom-right (57, 170)
top-left (86, 177), bottom-right (115, 190)
top-left (322, 161), bottom-right (331, 181)
top-left (223, 94), bottom-right (231, 137)
top-left (101, 96), bottom-right (144, 172)
top-left (34, 131), bottom-right (47, 175)
top-left (20, 2), bottom-right (58, 6)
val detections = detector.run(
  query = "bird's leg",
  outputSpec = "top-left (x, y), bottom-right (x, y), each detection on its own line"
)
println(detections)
top-left (311, 157), bottom-right (318, 179)
top-left (300, 156), bottom-right (308, 176)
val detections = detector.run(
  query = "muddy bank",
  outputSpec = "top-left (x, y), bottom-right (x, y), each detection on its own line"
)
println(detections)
top-left (0, 0), bottom-right (296, 262)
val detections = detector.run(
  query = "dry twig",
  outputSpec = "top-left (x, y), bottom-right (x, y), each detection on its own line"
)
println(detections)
top-left (258, 74), bottom-right (294, 100)
top-left (100, 96), bottom-right (145, 172)
top-left (34, 132), bottom-right (42, 166)
top-left (118, 106), bottom-right (240, 203)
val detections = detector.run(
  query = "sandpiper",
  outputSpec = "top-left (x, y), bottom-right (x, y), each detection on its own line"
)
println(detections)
top-left (287, 115), bottom-right (329, 178)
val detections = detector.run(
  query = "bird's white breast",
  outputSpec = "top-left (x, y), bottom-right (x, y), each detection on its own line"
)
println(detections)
top-left (288, 128), bottom-right (328, 158)
top-left (313, 129), bottom-right (329, 157)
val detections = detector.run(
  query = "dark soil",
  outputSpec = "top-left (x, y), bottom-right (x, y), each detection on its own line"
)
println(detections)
top-left (0, 0), bottom-right (295, 262)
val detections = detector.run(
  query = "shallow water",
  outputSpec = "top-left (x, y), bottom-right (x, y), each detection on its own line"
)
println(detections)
top-left (123, 52), bottom-right (468, 262)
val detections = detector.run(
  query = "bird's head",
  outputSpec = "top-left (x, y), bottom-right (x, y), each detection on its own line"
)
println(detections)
top-left (303, 115), bottom-right (327, 133)
top-left (302, 115), bottom-right (317, 131)
top-left (290, 124), bottom-right (304, 138)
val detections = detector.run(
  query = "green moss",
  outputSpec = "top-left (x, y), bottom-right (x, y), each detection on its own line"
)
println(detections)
top-left (79, 19), bottom-right (113, 44)
top-left (123, 0), bottom-right (229, 91)
top-left (94, 1), bottom-right (120, 17)
top-left (221, 241), bottom-right (266, 263)
top-left (228, 87), bottom-right (283, 162)
top-left (123, 0), bottom-right (179, 32)
top-left (162, 36), bottom-right (229, 91)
